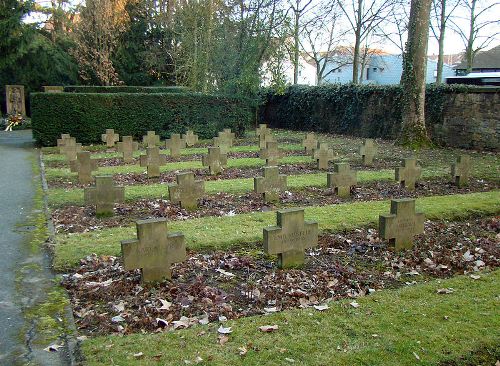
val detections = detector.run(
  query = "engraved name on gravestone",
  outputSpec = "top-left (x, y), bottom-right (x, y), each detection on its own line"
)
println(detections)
top-left (395, 158), bottom-right (422, 191)
top-left (327, 163), bottom-right (357, 197)
top-left (254, 166), bottom-right (287, 202)
top-left (263, 208), bottom-right (318, 268)
top-left (60, 137), bottom-right (82, 161)
top-left (143, 131), bottom-right (160, 148)
top-left (379, 199), bottom-right (425, 251)
top-left (302, 133), bottom-right (318, 155)
top-left (121, 218), bottom-right (186, 282)
top-left (359, 139), bottom-right (377, 165)
top-left (165, 134), bottom-right (186, 158)
top-left (168, 172), bottom-right (205, 210)
top-left (313, 143), bottom-right (335, 170)
top-left (84, 175), bottom-right (124, 216)
top-left (70, 151), bottom-right (98, 184)
top-left (101, 129), bottom-right (120, 148)
top-left (116, 136), bottom-right (139, 163)
top-left (6, 85), bottom-right (26, 116)
top-left (259, 141), bottom-right (283, 166)
top-left (140, 147), bottom-right (167, 178)
top-left (202, 147), bottom-right (227, 175)
top-left (182, 130), bottom-right (199, 147)
top-left (451, 155), bottom-right (471, 187)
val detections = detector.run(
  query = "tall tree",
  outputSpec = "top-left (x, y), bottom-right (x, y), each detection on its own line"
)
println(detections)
top-left (400, 0), bottom-right (433, 146)
top-left (450, 0), bottom-right (499, 73)
top-left (337, 0), bottom-right (395, 84)
top-left (288, 0), bottom-right (313, 84)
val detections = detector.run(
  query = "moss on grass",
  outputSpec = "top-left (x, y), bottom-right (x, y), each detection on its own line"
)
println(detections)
top-left (81, 269), bottom-right (500, 365)
top-left (52, 190), bottom-right (500, 271)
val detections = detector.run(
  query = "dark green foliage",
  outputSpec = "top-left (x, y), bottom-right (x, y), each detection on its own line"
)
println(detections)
top-left (259, 84), bottom-right (481, 140)
top-left (31, 92), bottom-right (253, 146)
top-left (63, 86), bottom-right (189, 93)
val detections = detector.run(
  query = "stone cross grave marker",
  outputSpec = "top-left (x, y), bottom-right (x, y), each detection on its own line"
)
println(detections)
top-left (165, 134), bottom-right (186, 158)
top-left (256, 124), bottom-right (269, 137)
top-left (395, 158), bottom-right (422, 191)
top-left (60, 137), bottom-right (82, 161)
top-left (57, 134), bottom-right (71, 153)
top-left (313, 143), bottom-right (335, 170)
top-left (84, 175), bottom-right (125, 216)
top-left (302, 133), bottom-right (318, 155)
top-left (259, 130), bottom-right (274, 149)
top-left (70, 151), bottom-right (98, 184)
top-left (140, 147), bottom-right (167, 178)
top-left (359, 139), bottom-right (377, 165)
top-left (451, 155), bottom-right (471, 187)
top-left (202, 147), bottom-right (227, 175)
top-left (101, 129), bottom-right (120, 148)
top-left (116, 136), bottom-right (139, 163)
top-left (218, 128), bottom-right (236, 147)
top-left (182, 130), bottom-right (199, 146)
top-left (121, 218), bottom-right (186, 282)
top-left (213, 136), bottom-right (230, 154)
top-left (168, 172), bottom-right (205, 210)
top-left (6, 85), bottom-right (26, 116)
top-left (254, 166), bottom-right (287, 202)
top-left (327, 163), bottom-right (357, 197)
top-left (379, 199), bottom-right (424, 251)
top-left (259, 141), bottom-right (283, 166)
top-left (143, 131), bottom-right (160, 148)
top-left (263, 208), bottom-right (318, 268)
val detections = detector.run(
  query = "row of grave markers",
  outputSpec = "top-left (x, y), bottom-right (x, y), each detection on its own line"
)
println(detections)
top-left (121, 198), bottom-right (425, 283)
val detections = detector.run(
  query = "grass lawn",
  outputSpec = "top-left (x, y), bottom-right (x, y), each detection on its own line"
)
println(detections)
top-left (81, 269), bottom-right (500, 365)
top-left (52, 190), bottom-right (500, 271)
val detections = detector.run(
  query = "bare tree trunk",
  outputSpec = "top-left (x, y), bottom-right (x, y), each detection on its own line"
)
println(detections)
top-left (400, 0), bottom-right (432, 147)
top-left (436, 0), bottom-right (446, 84)
top-left (352, 0), bottom-right (363, 84)
top-left (293, 2), bottom-right (299, 84)
top-left (465, 0), bottom-right (477, 73)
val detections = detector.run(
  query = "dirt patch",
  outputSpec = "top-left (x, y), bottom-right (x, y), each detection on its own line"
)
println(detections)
top-left (61, 216), bottom-right (500, 336)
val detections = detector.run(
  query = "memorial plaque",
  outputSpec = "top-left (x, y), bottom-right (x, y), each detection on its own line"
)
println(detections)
top-left (101, 129), bottom-right (120, 148)
top-left (451, 155), bottom-right (471, 187)
top-left (395, 158), bottom-right (422, 191)
top-left (116, 136), bottom-right (139, 163)
top-left (359, 139), bottom-right (377, 165)
top-left (140, 147), bottom-right (167, 178)
top-left (121, 218), bottom-right (186, 282)
top-left (379, 199), bottom-right (425, 251)
top-left (5, 85), bottom-right (26, 116)
top-left (70, 151), bottom-right (98, 184)
top-left (327, 163), bottom-right (357, 197)
top-left (165, 134), bottom-right (186, 158)
top-left (143, 131), bottom-right (160, 148)
top-left (313, 143), bottom-right (335, 170)
top-left (259, 141), bottom-right (283, 166)
top-left (168, 172), bottom-right (205, 210)
top-left (302, 133), bottom-right (318, 155)
top-left (182, 130), bottom-right (199, 146)
top-left (263, 208), bottom-right (318, 268)
top-left (201, 147), bottom-right (227, 175)
top-left (84, 175), bottom-right (125, 216)
top-left (254, 166), bottom-right (287, 202)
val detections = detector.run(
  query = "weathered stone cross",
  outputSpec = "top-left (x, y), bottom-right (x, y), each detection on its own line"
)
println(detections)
top-left (313, 143), bottom-right (335, 170)
top-left (359, 138), bottom-right (377, 165)
top-left (213, 136), bottom-right (230, 154)
top-left (259, 141), bottom-right (283, 166)
top-left (116, 136), bottom-right (139, 163)
top-left (70, 151), bottom-right (98, 184)
top-left (57, 134), bottom-right (71, 153)
top-left (165, 133), bottom-right (186, 158)
top-left (379, 199), bottom-right (425, 251)
top-left (121, 218), bottom-right (186, 282)
top-left (101, 129), bottom-right (119, 148)
top-left (263, 208), bottom-right (318, 268)
top-left (60, 137), bottom-right (82, 161)
top-left (143, 131), bottom-right (160, 148)
top-left (140, 147), bottom-right (167, 178)
top-left (451, 155), bottom-right (471, 187)
top-left (202, 147), bottom-right (227, 175)
top-left (182, 130), bottom-right (199, 147)
top-left (327, 163), bottom-right (357, 197)
top-left (84, 175), bottom-right (125, 216)
top-left (254, 166), bottom-right (287, 202)
top-left (168, 172), bottom-right (205, 210)
top-left (218, 128), bottom-right (236, 147)
top-left (395, 158), bottom-right (422, 191)
top-left (302, 133), bottom-right (318, 155)
top-left (256, 124), bottom-right (269, 137)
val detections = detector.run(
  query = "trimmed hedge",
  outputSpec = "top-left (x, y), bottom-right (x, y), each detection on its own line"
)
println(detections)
top-left (31, 92), bottom-right (253, 146)
top-left (259, 84), bottom-right (483, 140)
top-left (63, 86), bottom-right (189, 93)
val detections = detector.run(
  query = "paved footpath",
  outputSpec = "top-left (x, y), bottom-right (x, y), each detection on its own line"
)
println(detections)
top-left (0, 130), bottom-right (71, 365)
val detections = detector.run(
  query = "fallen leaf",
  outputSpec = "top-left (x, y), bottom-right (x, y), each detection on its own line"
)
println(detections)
top-left (264, 307), bottom-right (278, 313)
top-left (113, 301), bottom-right (125, 313)
top-left (111, 315), bottom-right (125, 323)
top-left (285, 358), bottom-right (295, 363)
top-left (156, 318), bottom-right (168, 327)
top-left (133, 352), bottom-right (144, 359)
top-left (259, 325), bottom-right (279, 332)
top-left (218, 326), bottom-right (232, 334)
top-left (313, 304), bottom-right (329, 311)
top-left (194, 356), bottom-right (203, 364)
top-left (413, 351), bottom-right (420, 360)
top-left (238, 346), bottom-right (248, 356)
top-left (218, 335), bottom-right (229, 345)
top-left (349, 301), bottom-right (360, 308)
top-left (462, 250), bottom-right (474, 261)
top-left (215, 268), bottom-right (235, 277)
top-left (157, 299), bottom-right (172, 310)
top-left (470, 274), bottom-right (481, 280)
top-left (43, 343), bottom-right (64, 352)
top-left (437, 288), bottom-right (454, 294)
